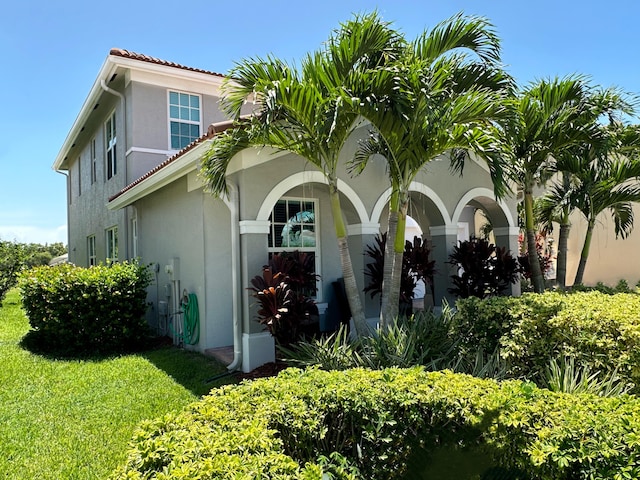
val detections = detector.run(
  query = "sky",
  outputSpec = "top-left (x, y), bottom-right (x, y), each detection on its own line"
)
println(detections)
top-left (1, 0), bottom-right (639, 245)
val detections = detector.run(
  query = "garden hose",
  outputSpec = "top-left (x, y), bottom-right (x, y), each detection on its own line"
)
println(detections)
top-left (169, 292), bottom-right (200, 345)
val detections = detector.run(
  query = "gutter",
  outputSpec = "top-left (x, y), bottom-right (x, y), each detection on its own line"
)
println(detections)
top-left (226, 182), bottom-right (243, 371)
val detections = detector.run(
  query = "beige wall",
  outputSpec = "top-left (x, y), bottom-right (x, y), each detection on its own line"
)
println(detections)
top-left (565, 205), bottom-right (640, 287)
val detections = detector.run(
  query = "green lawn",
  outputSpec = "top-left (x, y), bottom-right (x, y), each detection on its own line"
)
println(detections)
top-left (0, 289), bottom-right (235, 479)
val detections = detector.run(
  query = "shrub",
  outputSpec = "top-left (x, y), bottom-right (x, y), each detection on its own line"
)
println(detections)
top-left (453, 291), bottom-right (640, 386)
top-left (448, 237), bottom-right (521, 299)
top-left (19, 261), bottom-right (152, 355)
top-left (0, 240), bottom-right (25, 302)
top-left (113, 367), bottom-right (640, 480)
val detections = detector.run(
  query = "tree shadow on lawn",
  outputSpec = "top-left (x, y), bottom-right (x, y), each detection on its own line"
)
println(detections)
top-left (20, 331), bottom-right (236, 397)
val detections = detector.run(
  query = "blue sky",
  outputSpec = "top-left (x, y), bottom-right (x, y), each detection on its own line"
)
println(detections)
top-left (1, 0), bottom-right (639, 245)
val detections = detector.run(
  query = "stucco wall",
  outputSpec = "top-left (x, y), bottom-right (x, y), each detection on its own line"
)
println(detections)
top-left (565, 206), bottom-right (640, 287)
top-left (135, 177), bottom-right (233, 350)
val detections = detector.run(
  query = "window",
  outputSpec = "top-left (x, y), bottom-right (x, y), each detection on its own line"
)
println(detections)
top-left (169, 91), bottom-right (200, 150)
top-left (131, 217), bottom-right (138, 258)
top-left (268, 198), bottom-right (320, 297)
top-left (87, 235), bottom-right (96, 266)
top-left (105, 112), bottom-right (117, 179)
top-left (91, 138), bottom-right (97, 184)
top-left (106, 226), bottom-right (118, 262)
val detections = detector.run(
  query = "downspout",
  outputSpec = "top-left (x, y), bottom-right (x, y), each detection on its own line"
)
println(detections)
top-left (226, 182), bottom-right (243, 371)
top-left (100, 78), bottom-right (129, 259)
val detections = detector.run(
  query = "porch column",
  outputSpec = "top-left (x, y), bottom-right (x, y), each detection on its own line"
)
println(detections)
top-left (493, 226), bottom-right (522, 297)
top-left (348, 223), bottom-right (381, 320)
top-left (238, 220), bottom-right (275, 372)
top-left (429, 225), bottom-right (460, 308)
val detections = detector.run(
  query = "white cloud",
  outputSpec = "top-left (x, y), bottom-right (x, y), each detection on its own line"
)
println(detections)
top-left (0, 225), bottom-right (67, 245)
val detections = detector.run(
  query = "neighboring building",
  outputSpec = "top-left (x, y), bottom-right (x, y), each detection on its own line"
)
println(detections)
top-left (53, 49), bottom-right (520, 372)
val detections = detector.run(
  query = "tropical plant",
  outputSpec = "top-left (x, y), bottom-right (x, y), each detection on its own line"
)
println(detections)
top-left (200, 12), bottom-right (403, 335)
top-left (505, 76), bottom-right (593, 292)
top-left (351, 13), bottom-right (512, 326)
top-left (363, 233), bottom-right (435, 313)
top-left (448, 237), bottom-right (521, 299)
top-left (249, 252), bottom-right (319, 346)
top-left (544, 355), bottom-right (633, 397)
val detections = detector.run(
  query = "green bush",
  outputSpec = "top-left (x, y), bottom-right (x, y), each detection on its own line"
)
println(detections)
top-left (19, 262), bottom-right (152, 355)
top-left (453, 291), bottom-right (640, 386)
top-left (113, 367), bottom-right (640, 480)
top-left (0, 240), bottom-right (25, 302)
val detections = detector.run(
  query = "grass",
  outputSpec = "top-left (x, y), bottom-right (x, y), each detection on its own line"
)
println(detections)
top-left (0, 289), bottom-right (236, 479)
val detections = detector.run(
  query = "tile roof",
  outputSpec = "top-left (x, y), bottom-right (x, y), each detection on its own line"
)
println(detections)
top-left (109, 48), bottom-right (226, 78)
top-left (108, 120), bottom-right (236, 202)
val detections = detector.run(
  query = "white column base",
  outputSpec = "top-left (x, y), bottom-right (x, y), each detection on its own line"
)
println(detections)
top-left (242, 332), bottom-right (275, 373)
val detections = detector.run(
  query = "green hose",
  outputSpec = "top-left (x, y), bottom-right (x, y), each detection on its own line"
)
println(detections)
top-left (180, 293), bottom-right (200, 345)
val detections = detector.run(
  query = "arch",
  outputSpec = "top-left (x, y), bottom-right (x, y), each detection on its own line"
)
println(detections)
top-left (451, 187), bottom-right (516, 228)
top-left (255, 171), bottom-right (369, 224)
top-left (370, 182), bottom-right (452, 226)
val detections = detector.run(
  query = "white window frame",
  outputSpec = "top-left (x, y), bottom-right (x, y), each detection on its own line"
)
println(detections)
top-left (87, 235), bottom-right (96, 266)
top-left (106, 226), bottom-right (118, 262)
top-left (268, 197), bottom-right (322, 300)
top-left (167, 90), bottom-right (201, 151)
top-left (105, 111), bottom-right (117, 180)
top-left (90, 138), bottom-right (97, 184)
top-left (131, 217), bottom-right (138, 258)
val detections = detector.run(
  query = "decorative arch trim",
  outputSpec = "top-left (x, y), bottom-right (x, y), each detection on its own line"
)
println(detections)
top-left (451, 187), bottom-right (516, 227)
top-left (256, 171), bottom-right (369, 224)
top-left (370, 182), bottom-right (452, 226)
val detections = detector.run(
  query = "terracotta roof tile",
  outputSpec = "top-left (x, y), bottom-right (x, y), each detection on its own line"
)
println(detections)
top-left (110, 48), bottom-right (226, 78)
top-left (108, 120), bottom-right (236, 202)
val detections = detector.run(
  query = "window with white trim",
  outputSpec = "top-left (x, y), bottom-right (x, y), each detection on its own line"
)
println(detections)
top-left (91, 138), bottom-right (97, 184)
top-left (131, 217), bottom-right (138, 258)
top-left (106, 226), bottom-right (118, 262)
top-left (268, 198), bottom-right (321, 298)
top-left (87, 235), bottom-right (96, 266)
top-left (105, 112), bottom-right (117, 180)
top-left (168, 91), bottom-right (200, 150)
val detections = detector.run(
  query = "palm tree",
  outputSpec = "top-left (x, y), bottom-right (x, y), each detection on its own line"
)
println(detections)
top-left (537, 89), bottom-right (638, 289)
top-left (200, 12), bottom-right (402, 335)
top-left (350, 13), bottom-right (513, 326)
top-left (563, 125), bottom-right (640, 285)
top-left (505, 77), bottom-right (592, 292)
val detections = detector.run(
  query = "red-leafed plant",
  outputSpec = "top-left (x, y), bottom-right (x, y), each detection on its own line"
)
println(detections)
top-left (249, 252), bottom-right (319, 346)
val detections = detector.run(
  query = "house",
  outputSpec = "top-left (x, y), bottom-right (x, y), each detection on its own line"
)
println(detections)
top-left (53, 49), bottom-right (520, 372)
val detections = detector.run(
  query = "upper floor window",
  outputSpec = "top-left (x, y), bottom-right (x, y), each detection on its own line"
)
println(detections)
top-left (105, 112), bottom-right (117, 180)
top-left (91, 138), bottom-right (97, 184)
top-left (169, 91), bottom-right (200, 150)
top-left (87, 235), bottom-right (96, 266)
top-left (106, 226), bottom-right (118, 262)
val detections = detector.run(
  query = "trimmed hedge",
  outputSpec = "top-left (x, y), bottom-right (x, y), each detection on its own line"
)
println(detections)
top-left (19, 262), bottom-right (151, 354)
top-left (113, 367), bottom-right (640, 480)
top-left (453, 291), bottom-right (640, 385)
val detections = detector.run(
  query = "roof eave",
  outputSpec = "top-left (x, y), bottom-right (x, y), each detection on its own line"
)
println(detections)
top-left (107, 140), bottom-right (211, 210)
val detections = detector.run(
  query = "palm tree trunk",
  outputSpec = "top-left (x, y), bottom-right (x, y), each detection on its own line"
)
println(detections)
top-left (385, 196), bottom-right (407, 325)
top-left (329, 181), bottom-right (367, 335)
top-left (573, 220), bottom-right (594, 286)
top-left (379, 189), bottom-right (399, 329)
top-left (555, 209), bottom-right (570, 290)
top-left (524, 189), bottom-right (545, 293)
